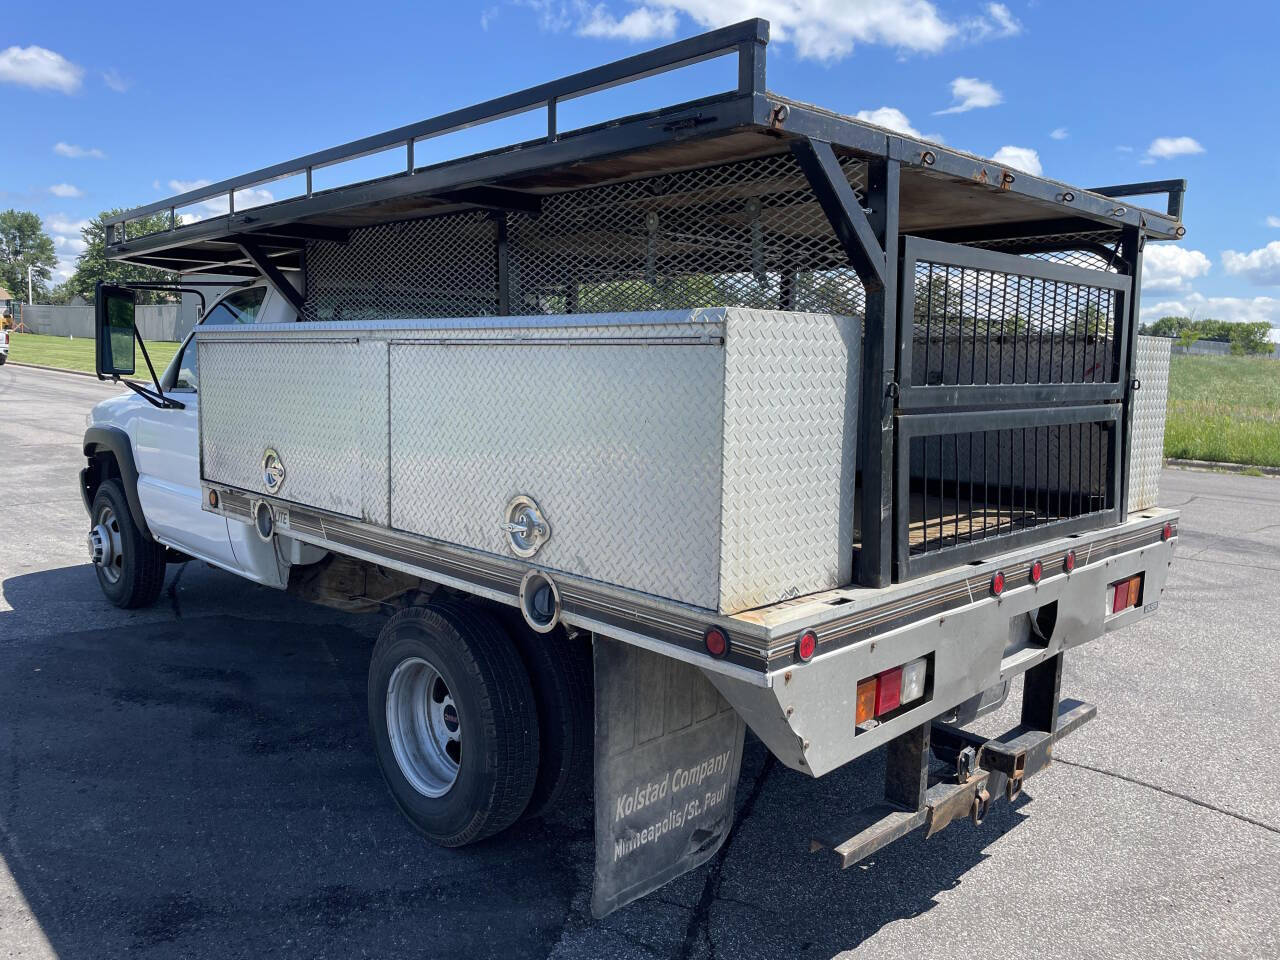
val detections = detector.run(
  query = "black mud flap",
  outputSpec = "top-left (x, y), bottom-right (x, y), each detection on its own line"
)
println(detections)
top-left (591, 639), bottom-right (746, 918)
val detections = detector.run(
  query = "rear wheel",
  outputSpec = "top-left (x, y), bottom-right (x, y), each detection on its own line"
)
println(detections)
top-left (368, 603), bottom-right (540, 846)
top-left (500, 613), bottom-right (594, 819)
top-left (88, 478), bottom-right (166, 609)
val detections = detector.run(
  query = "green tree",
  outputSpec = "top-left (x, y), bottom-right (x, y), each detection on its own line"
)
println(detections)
top-left (1226, 322), bottom-right (1274, 355)
top-left (0, 210), bottom-right (58, 302)
top-left (67, 210), bottom-right (178, 304)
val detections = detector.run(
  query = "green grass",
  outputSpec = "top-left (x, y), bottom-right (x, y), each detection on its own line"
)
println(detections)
top-left (7, 331), bottom-right (181, 376)
top-left (1165, 354), bottom-right (1280, 468)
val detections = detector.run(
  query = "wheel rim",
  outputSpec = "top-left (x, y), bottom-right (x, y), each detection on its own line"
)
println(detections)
top-left (386, 656), bottom-right (461, 798)
top-left (90, 504), bottom-right (125, 585)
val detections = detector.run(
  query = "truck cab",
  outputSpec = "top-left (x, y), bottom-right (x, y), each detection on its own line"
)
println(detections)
top-left (81, 282), bottom-right (302, 601)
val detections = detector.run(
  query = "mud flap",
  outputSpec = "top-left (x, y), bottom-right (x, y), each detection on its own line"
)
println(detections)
top-left (590, 638), bottom-right (746, 918)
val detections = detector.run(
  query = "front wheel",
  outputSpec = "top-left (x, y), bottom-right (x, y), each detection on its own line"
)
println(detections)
top-left (368, 603), bottom-right (540, 847)
top-left (88, 478), bottom-right (166, 608)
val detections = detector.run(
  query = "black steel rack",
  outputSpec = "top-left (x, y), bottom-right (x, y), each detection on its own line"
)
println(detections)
top-left (104, 18), bottom-right (1186, 590)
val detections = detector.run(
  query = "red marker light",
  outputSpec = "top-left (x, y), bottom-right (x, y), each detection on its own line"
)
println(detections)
top-left (1064, 550), bottom-right (1076, 573)
top-left (1162, 521), bottom-right (1173, 542)
top-left (704, 627), bottom-right (728, 658)
top-left (1029, 559), bottom-right (1043, 585)
top-left (796, 631), bottom-right (817, 662)
top-left (991, 571), bottom-right (1006, 596)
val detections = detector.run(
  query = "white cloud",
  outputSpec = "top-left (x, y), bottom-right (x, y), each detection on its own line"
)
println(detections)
top-left (579, 5), bottom-right (677, 40)
top-left (1266, 215), bottom-right (1280, 228)
top-left (166, 178), bottom-right (274, 220)
top-left (480, 6), bottom-right (499, 29)
top-left (1142, 292), bottom-right (1280, 328)
top-left (962, 2), bottom-right (1022, 41)
top-left (1222, 241), bottom-right (1280, 286)
top-left (1049, 127), bottom-right (1068, 140)
top-left (1145, 136), bottom-right (1204, 161)
top-left (1142, 244), bottom-right (1211, 293)
top-left (53, 141), bottom-right (105, 159)
top-left (536, 1), bottom-right (959, 61)
top-left (854, 107), bottom-right (920, 138)
top-left (43, 214), bottom-right (91, 281)
top-left (48, 183), bottom-right (83, 198)
top-left (991, 145), bottom-right (1041, 175)
top-left (935, 76), bottom-right (1002, 115)
top-left (0, 45), bottom-right (83, 94)
top-left (1116, 145), bottom-right (1134, 153)
top-left (102, 68), bottom-right (129, 92)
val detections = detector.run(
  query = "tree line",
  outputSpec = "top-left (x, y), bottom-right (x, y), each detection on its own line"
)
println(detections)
top-left (0, 208), bottom-right (176, 307)
top-left (1139, 316), bottom-right (1275, 355)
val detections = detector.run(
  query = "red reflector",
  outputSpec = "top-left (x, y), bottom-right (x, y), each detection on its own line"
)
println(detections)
top-left (1162, 521), bottom-right (1173, 541)
top-left (991, 571), bottom-right (1005, 596)
top-left (1112, 583), bottom-right (1128, 613)
top-left (704, 627), bottom-right (727, 658)
top-left (1029, 559), bottom-right (1043, 584)
top-left (796, 631), bottom-right (817, 662)
top-left (1064, 550), bottom-right (1076, 572)
top-left (875, 667), bottom-right (902, 715)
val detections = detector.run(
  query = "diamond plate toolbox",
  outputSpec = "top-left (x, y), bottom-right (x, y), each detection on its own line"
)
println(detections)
top-left (1128, 335), bottom-right (1171, 513)
top-left (197, 309), bottom-right (859, 615)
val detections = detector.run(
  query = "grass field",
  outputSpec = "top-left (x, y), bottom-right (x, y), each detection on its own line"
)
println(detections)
top-left (6, 332), bottom-right (181, 376)
top-left (1165, 354), bottom-right (1280, 468)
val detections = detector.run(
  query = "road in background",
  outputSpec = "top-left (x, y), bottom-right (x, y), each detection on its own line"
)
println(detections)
top-left (2, 364), bottom-right (1277, 959)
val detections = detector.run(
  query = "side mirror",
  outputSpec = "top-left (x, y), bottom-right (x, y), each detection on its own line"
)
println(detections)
top-left (95, 282), bottom-right (137, 377)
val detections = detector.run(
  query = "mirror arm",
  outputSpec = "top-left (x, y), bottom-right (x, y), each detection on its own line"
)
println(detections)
top-left (113, 319), bottom-right (186, 410)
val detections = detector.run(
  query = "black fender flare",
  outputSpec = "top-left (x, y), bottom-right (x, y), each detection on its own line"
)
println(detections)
top-left (82, 426), bottom-right (153, 540)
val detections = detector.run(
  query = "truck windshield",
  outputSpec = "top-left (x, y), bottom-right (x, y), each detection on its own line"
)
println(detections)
top-left (173, 287), bottom-right (267, 391)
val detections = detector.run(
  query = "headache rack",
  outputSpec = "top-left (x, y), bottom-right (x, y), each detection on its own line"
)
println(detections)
top-left (104, 18), bottom-right (1185, 590)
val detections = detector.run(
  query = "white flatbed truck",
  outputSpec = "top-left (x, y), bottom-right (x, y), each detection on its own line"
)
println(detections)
top-left (81, 20), bottom-right (1182, 916)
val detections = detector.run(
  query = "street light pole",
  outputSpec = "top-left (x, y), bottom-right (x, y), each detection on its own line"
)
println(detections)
top-left (27, 264), bottom-right (33, 304)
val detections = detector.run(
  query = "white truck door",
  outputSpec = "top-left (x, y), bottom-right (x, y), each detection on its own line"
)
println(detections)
top-left (132, 286), bottom-right (269, 570)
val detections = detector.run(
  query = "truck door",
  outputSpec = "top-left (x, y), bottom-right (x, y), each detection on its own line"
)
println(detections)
top-left (131, 286), bottom-right (269, 570)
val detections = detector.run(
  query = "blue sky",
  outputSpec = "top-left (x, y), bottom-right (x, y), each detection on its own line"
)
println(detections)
top-left (3, 0), bottom-right (1278, 328)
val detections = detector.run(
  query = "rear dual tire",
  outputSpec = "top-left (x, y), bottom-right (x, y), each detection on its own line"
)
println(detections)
top-left (368, 601), bottom-right (595, 846)
top-left (368, 603), bottom-right (542, 846)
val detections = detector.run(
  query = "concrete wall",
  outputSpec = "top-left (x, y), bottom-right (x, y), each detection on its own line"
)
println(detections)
top-left (20, 302), bottom-right (199, 342)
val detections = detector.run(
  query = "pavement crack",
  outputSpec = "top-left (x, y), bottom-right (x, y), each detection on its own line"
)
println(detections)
top-left (167, 562), bottom-right (189, 620)
top-left (677, 754), bottom-right (775, 960)
top-left (1055, 758), bottom-right (1280, 836)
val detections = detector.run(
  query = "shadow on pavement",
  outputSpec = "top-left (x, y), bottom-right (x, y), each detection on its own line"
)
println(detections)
top-left (1, 564), bottom-right (1030, 959)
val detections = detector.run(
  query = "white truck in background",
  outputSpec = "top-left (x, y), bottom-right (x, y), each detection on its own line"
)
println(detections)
top-left (79, 20), bottom-right (1182, 917)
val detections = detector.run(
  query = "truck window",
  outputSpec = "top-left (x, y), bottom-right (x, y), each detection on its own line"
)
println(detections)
top-left (173, 287), bottom-right (268, 391)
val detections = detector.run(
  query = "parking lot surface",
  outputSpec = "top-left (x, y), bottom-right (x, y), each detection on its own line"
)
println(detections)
top-left (2, 364), bottom-right (1278, 959)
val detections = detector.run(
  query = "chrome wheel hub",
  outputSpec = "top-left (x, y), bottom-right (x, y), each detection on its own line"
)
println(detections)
top-left (386, 657), bottom-right (461, 798)
top-left (88, 508), bottom-right (123, 584)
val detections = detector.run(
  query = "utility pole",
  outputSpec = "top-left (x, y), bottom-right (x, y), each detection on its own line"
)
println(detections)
top-left (27, 264), bottom-right (33, 304)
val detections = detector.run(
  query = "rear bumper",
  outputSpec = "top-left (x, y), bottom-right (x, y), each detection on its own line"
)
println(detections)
top-left (812, 687), bottom-right (1095, 868)
top-left (705, 510), bottom-right (1177, 777)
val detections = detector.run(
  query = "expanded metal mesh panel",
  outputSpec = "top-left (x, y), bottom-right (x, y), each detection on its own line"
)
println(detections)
top-left (302, 153), bottom-right (868, 322)
top-left (969, 231), bottom-right (1125, 273)
top-left (509, 153), bottom-right (867, 316)
top-left (304, 212), bottom-right (499, 321)
top-left (908, 258), bottom-right (1120, 389)
top-left (906, 419), bottom-right (1115, 561)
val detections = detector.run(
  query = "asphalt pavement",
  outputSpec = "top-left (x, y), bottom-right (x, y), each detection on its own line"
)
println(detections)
top-left (1, 363), bottom-right (1277, 959)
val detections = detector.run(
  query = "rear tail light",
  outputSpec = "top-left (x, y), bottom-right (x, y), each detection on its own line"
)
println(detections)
top-left (991, 571), bottom-right (1006, 596)
top-left (854, 656), bottom-right (929, 728)
top-left (1029, 559), bottom-right (1043, 584)
top-left (855, 677), bottom-right (877, 725)
top-left (796, 630), bottom-right (817, 662)
top-left (1162, 521), bottom-right (1173, 541)
top-left (1106, 574), bottom-right (1144, 615)
top-left (1064, 549), bottom-right (1077, 572)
